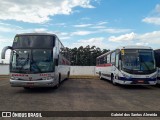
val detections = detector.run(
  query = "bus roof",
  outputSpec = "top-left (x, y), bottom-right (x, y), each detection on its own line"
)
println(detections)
top-left (16, 33), bottom-right (58, 37)
top-left (116, 45), bottom-right (152, 50)
top-left (13, 33), bottom-right (60, 49)
top-left (97, 45), bottom-right (153, 59)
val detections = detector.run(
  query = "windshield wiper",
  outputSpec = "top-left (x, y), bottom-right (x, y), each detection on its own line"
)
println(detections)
top-left (18, 54), bottom-right (30, 72)
top-left (31, 59), bottom-right (42, 73)
top-left (140, 58), bottom-right (151, 71)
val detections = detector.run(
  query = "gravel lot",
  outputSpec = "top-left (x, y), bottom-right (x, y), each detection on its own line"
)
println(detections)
top-left (0, 78), bottom-right (160, 120)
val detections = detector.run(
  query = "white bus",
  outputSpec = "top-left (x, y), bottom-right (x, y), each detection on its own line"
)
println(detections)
top-left (1, 33), bottom-right (70, 89)
top-left (96, 46), bottom-right (157, 85)
top-left (154, 49), bottom-right (160, 84)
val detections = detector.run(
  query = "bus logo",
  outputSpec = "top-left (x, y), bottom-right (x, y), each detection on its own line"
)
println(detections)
top-left (29, 77), bottom-right (32, 81)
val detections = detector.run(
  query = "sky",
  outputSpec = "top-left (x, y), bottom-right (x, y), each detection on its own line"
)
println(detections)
top-left (0, 0), bottom-right (160, 63)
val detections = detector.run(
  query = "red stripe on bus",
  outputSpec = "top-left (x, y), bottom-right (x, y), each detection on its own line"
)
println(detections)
top-left (96, 63), bottom-right (112, 67)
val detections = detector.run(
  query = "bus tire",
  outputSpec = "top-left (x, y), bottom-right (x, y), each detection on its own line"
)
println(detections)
top-left (23, 87), bottom-right (30, 89)
top-left (67, 72), bottom-right (70, 80)
top-left (99, 72), bottom-right (103, 80)
top-left (111, 75), bottom-right (117, 85)
top-left (55, 74), bottom-right (61, 88)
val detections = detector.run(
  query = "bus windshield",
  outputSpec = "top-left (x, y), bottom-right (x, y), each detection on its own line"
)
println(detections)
top-left (122, 49), bottom-right (156, 73)
top-left (10, 49), bottom-right (54, 73)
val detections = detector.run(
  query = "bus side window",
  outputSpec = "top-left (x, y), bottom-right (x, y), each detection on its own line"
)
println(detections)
top-left (115, 54), bottom-right (119, 68)
top-left (111, 52), bottom-right (115, 65)
top-left (107, 54), bottom-right (110, 63)
top-left (104, 56), bottom-right (107, 64)
top-left (100, 57), bottom-right (103, 64)
top-left (115, 50), bottom-right (120, 68)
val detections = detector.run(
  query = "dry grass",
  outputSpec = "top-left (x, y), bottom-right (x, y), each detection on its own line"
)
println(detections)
top-left (0, 75), bottom-right (9, 78)
top-left (0, 75), bottom-right (9, 80)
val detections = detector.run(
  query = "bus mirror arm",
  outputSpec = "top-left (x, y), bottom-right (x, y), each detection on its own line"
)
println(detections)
top-left (1, 46), bottom-right (12, 59)
top-left (55, 58), bottom-right (58, 66)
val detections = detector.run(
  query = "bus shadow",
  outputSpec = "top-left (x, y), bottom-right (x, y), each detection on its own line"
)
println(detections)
top-left (152, 84), bottom-right (160, 88)
top-left (117, 85), bottom-right (152, 90)
top-left (16, 79), bottom-right (69, 94)
top-left (102, 78), bottom-right (153, 90)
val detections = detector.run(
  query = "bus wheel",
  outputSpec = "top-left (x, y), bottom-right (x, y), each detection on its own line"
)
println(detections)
top-left (55, 74), bottom-right (61, 88)
top-left (67, 72), bottom-right (70, 80)
top-left (23, 87), bottom-right (30, 89)
top-left (99, 72), bottom-right (103, 80)
top-left (111, 75), bottom-right (117, 85)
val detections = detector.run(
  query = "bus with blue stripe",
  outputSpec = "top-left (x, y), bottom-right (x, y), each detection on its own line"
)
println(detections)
top-left (96, 46), bottom-right (157, 85)
top-left (154, 49), bottom-right (160, 84)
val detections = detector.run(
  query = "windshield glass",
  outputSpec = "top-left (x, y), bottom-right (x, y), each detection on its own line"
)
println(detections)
top-left (10, 49), bottom-right (54, 73)
top-left (31, 49), bottom-right (54, 73)
top-left (122, 49), bottom-right (156, 72)
top-left (11, 49), bottom-right (30, 72)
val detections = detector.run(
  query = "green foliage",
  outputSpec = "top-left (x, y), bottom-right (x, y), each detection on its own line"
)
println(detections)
top-left (67, 45), bottom-right (110, 66)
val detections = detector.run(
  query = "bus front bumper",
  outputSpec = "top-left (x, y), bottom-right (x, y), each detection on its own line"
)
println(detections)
top-left (116, 77), bottom-right (157, 85)
top-left (119, 80), bottom-right (157, 85)
top-left (10, 79), bottom-right (57, 87)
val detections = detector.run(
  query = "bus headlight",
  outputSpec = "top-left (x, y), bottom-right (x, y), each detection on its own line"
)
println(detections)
top-left (150, 74), bottom-right (157, 79)
top-left (122, 73), bottom-right (131, 79)
top-left (11, 77), bottom-right (19, 80)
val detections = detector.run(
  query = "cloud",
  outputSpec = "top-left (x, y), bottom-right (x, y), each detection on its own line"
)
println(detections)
top-left (138, 31), bottom-right (160, 44)
top-left (108, 31), bottom-right (160, 46)
top-left (71, 31), bottom-right (94, 36)
top-left (0, 21), bottom-right (23, 33)
top-left (78, 37), bottom-right (105, 43)
top-left (71, 37), bottom-right (107, 48)
top-left (60, 36), bottom-right (71, 40)
top-left (70, 27), bottom-right (131, 36)
top-left (97, 21), bottom-right (108, 25)
top-left (136, 42), bottom-right (149, 46)
top-left (108, 32), bottom-right (136, 42)
top-left (142, 17), bottom-right (160, 25)
top-left (33, 28), bottom-right (48, 33)
top-left (0, 0), bottom-right (95, 23)
top-left (81, 17), bottom-right (90, 20)
top-left (100, 28), bottom-right (131, 33)
top-left (91, 26), bottom-right (106, 29)
top-left (73, 24), bottom-right (92, 28)
top-left (0, 25), bottom-right (49, 34)
top-left (142, 4), bottom-right (160, 25)
top-left (0, 36), bottom-right (12, 43)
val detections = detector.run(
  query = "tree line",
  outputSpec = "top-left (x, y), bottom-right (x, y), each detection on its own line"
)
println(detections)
top-left (66, 45), bottom-right (110, 66)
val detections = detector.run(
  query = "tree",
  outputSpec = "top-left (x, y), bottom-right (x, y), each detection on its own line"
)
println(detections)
top-left (67, 45), bottom-right (110, 66)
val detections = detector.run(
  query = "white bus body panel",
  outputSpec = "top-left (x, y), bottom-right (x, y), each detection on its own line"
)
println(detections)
top-left (96, 65), bottom-right (157, 85)
top-left (10, 73), bottom-right (57, 87)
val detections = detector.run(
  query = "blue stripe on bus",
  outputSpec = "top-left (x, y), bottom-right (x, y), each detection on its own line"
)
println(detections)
top-left (118, 77), bottom-right (156, 81)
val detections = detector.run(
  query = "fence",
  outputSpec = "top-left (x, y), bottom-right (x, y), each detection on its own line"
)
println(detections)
top-left (0, 65), bottom-right (96, 76)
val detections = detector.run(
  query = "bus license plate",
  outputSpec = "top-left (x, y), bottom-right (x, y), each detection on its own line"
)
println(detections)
top-left (137, 80), bottom-right (144, 83)
top-left (27, 83), bottom-right (34, 86)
